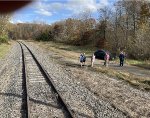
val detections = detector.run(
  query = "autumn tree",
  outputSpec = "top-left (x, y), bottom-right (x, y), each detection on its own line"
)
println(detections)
top-left (8, 22), bottom-right (50, 41)
top-left (131, 1), bottom-right (150, 59)
top-left (0, 14), bottom-right (10, 43)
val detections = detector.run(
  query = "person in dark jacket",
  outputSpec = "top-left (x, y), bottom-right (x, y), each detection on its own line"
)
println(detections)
top-left (82, 53), bottom-right (86, 66)
top-left (79, 53), bottom-right (84, 67)
top-left (119, 51), bottom-right (125, 66)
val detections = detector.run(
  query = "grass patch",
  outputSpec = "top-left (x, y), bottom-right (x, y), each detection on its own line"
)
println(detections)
top-left (126, 59), bottom-right (150, 69)
top-left (35, 41), bottom-right (97, 59)
top-left (0, 42), bottom-right (11, 59)
top-left (90, 66), bottom-right (150, 90)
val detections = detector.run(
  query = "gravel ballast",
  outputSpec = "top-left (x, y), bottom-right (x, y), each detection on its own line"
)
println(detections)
top-left (25, 41), bottom-right (128, 118)
top-left (26, 41), bottom-right (150, 118)
top-left (0, 43), bottom-right (23, 118)
top-left (22, 44), bottom-right (68, 118)
top-left (1, 41), bottom-right (149, 118)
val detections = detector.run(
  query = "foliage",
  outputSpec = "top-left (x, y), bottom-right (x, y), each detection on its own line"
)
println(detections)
top-left (35, 31), bottom-right (50, 41)
top-left (0, 14), bottom-right (10, 44)
top-left (0, 14), bottom-right (10, 35)
top-left (0, 35), bottom-right (8, 44)
top-left (8, 23), bottom-right (50, 40)
top-left (7, 0), bottom-right (150, 60)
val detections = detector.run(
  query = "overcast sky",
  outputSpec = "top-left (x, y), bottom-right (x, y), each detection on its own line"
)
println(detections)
top-left (11, 0), bottom-right (116, 24)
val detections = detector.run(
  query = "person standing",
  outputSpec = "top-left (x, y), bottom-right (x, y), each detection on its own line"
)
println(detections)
top-left (119, 51), bottom-right (125, 66)
top-left (82, 53), bottom-right (86, 66)
top-left (104, 52), bottom-right (110, 67)
top-left (79, 53), bottom-right (84, 67)
top-left (91, 54), bottom-right (95, 67)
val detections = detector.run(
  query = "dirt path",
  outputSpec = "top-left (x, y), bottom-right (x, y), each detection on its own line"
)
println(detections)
top-left (96, 60), bottom-right (150, 78)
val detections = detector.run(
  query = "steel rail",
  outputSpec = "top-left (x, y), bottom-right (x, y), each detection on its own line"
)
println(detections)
top-left (18, 42), bottom-right (30, 118)
top-left (19, 42), bottom-right (74, 118)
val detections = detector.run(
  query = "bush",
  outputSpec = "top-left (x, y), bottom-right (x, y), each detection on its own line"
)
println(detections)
top-left (35, 32), bottom-right (50, 41)
top-left (0, 35), bottom-right (8, 44)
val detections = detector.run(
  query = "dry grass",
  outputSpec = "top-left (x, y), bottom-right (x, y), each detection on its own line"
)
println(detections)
top-left (33, 41), bottom-right (150, 90)
top-left (90, 66), bottom-right (150, 90)
top-left (34, 41), bottom-right (97, 59)
top-left (64, 64), bottom-right (150, 117)
top-left (29, 40), bottom-right (150, 117)
top-left (0, 42), bottom-right (11, 59)
top-left (126, 59), bottom-right (150, 69)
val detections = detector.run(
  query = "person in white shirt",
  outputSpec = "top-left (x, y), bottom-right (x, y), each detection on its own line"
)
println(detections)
top-left (91, 54), bottom-right (95, 67)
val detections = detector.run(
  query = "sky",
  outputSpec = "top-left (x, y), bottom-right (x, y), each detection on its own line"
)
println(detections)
top-left (11, 0), bottom-right (116, 24)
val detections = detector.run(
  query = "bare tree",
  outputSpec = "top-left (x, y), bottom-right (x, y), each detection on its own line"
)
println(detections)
top-left (98, 6), bottom-right (112, 40)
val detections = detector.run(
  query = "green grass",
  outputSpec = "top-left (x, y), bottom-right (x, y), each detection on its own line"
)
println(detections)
top-left (112, 58), bottom-right (150, 69)
top-left (125, 59), bottom-right (150, 69)
top-left (0, 43), bottom-right (11, 59)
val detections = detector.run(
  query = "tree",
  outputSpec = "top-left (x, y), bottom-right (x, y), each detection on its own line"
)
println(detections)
top-left (0, 14), bottom-right (10, 43)
top-left (97, 6), bottom-right (112, 49)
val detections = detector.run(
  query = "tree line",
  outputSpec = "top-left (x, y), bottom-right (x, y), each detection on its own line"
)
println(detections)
top-left (1, 0), bottom-right (150, 60)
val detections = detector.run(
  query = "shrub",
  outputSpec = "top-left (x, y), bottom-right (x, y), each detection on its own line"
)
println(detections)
top-left (35, 32), bottom-right (50, 41)
top-left (0, 35), bottom-right (8, 44)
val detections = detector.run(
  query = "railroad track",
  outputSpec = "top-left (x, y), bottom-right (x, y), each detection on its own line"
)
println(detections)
top-left (18, 42), bottom-right (74, 118)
